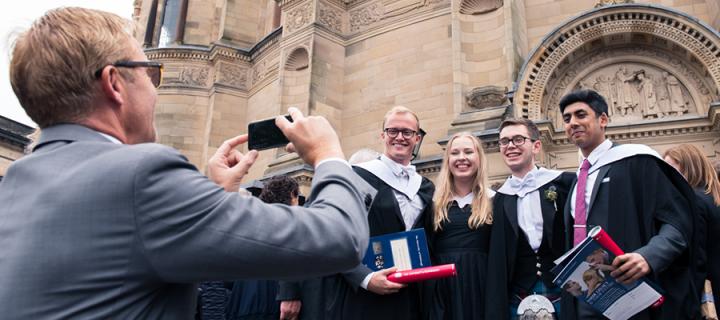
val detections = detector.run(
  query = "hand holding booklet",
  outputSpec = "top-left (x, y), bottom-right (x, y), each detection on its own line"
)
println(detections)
top-left (362, 228), bottom-right (455, 283)
top-left (551, 226), bottom-right (664, 320)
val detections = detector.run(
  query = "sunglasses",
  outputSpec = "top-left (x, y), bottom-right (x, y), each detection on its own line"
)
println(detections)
top-left (94, 60), bottom-right (164, 88)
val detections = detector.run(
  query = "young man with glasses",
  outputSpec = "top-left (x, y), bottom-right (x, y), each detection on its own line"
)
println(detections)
top-left (321, 106), bottom-right (434, 320)
top-left (0, 7), bottom-right (375, 318)
top-left (557, 89), bottom-right (701, 319)
top-left (486, 118), bottom-right (575, 319)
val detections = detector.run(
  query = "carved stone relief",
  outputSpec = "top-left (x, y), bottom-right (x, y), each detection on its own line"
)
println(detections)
top-left (215, 62), bottom-right (248, 90)
top-left (543, 45), bottom-right (715, 128)
top-left (285, 3), bottom-right (313, 34)
top-left (164, 66), bottom-right (210, 88)
top-left (514, 7), bottom-right (720, 123)
top-left (465, 86), bottom-right (508, 110)
top-left (459, 0), bottom-right (503, 15)
top-left (349, 3), bottom-right (384, 32)
top-left (595, 0), bottom-right (633, 8)
top-left (318, 3), bottom-right (343, 34)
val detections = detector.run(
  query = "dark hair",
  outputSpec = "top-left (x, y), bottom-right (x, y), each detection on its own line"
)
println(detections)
top-left (259, 175), bottom-right (299, 205)
top-left (499, 118), bottom-right (541, 141)
top-left (558, 89), bottom-right (608, 116)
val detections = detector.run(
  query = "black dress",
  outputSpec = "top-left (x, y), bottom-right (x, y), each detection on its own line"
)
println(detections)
top-left (427, 203), bottom-right (491, 320)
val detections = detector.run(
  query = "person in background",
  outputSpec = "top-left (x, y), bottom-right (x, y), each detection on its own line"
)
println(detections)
top-left (349, 148), bottom-right (381, 165)
top-left (425, 132), bottom-right (493, 319)
top-left (664, 144), bottom-right (720, 305)
top-left (0, 7), bottom-right (373, 319)
top-left (225, 175), bottom-right (300, 320)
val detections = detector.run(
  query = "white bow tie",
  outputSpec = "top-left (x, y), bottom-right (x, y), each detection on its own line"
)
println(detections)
top-left (508, 175), bottom-right (536, 197)
top-left (396, 165), bottom-right (416, 178)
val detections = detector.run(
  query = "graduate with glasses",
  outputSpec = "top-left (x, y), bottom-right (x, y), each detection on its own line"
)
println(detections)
top-left (326, 106), bottom-right (435, 320)
top-left (485, 118), bottom-right (575, 319)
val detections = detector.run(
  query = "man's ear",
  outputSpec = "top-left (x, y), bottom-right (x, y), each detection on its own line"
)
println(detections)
top-left (599, 112), bottom-right (609, 129)
top-left (98, 67), bottom-right (125, 107)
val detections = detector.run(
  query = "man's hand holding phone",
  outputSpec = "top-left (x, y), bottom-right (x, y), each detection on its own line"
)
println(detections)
top-left (275, 107), bottom-right (344, 167)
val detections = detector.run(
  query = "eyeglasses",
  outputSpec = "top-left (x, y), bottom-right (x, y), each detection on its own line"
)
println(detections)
top-left (499, 135), bottom-right (533, 147)
top-left (384, 128), bottom-right (417, 139)
top-left (94, 60), bottom-right (164, 88)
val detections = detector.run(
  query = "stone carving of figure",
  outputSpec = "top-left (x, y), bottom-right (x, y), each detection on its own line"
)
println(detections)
top-left (663, 72), bottom-right (687, 116)
top-left (594, 75), bottom-right (614, 118)
top-left (636, 71), bottom-right (659, 119)
top-left (615, 66), bottom-right (639, 116)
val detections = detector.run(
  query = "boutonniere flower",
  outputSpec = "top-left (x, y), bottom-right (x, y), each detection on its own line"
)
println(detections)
top-left (545, 186), bottom-right (558, 211)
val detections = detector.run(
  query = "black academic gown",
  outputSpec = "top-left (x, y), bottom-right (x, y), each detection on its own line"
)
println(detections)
top-left (485, 172), bottom-right (575, 319)
top-left (323, 166), bottom-right (435, 320)
top-left (426, 202), bottom-right (492, 320)
top-left (560, 154), bottom-right (703, 320)
top-left (695, 189), bottom-right (720, 304)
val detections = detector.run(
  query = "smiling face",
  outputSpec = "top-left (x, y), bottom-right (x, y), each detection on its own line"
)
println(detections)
top-left (562, 102), bottom-right (608, 157)
top-left (499, 124), bottom-right (541, 178)
top-left (382, 112), bottom-right (420, 166)
top-left (447, 136), bottom-right (481, 184)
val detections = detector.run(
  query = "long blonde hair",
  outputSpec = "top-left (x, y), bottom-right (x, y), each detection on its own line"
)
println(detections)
top-left (433, 132), bottom-right (492, 231)
top-left (664, 144), bottom-right (720, 206)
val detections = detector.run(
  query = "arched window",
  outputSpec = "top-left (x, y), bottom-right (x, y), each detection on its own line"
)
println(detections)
top-left (157, 0), bottom-right (188, 47)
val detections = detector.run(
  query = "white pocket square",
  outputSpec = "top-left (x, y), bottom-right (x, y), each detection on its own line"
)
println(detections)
top-left (602, 177), bottom-right (610, 183)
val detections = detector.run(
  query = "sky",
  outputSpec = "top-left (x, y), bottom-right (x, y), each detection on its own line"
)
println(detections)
top-left (0, 1), bottom-right (135, 127)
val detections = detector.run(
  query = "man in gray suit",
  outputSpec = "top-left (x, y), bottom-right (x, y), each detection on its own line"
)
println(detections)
top-left (0, 7), bottom-right (372, 319)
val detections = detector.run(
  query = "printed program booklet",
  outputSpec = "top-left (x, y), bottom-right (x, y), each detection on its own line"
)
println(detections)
top-left (362, 228), bottom-right (456, 283)
top-left (362, 228), bottom-right (431, 272)
top-left (551, 227), bottom-right (663, 320)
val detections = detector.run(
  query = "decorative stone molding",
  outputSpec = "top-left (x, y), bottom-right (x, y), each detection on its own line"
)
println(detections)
top-left (459, 0), bottom-right (503, 15)
top-left (514, 5), bottom-right (720, 123)
top-left (215, 62), bottom-right (248, 90)
top-left (318, 2), bottom-right (344, 34)
top-left (595, 0), bottom-right (633, 8)
top-left (465, 86), bottom-right (508, 110)
top-left (163, 66), bottom-right (210, 88)
top-left (285, 3), bottom-right (313, 34)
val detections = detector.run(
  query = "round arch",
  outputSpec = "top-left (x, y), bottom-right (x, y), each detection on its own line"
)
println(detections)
top-left (513, 4), bottom-right (720, 124)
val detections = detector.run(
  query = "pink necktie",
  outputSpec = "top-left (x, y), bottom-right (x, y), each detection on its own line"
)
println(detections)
top-left (573, 159), bottom-right (591, 245)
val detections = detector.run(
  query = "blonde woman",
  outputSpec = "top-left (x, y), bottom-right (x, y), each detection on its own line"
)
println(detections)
top-left (664, 144), bottom-right (720, 304)
top-left (426, 132), bottom-right (493, 320)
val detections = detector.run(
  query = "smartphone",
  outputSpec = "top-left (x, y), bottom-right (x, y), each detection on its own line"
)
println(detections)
top-left (247, 115), bottom-right (293, 151)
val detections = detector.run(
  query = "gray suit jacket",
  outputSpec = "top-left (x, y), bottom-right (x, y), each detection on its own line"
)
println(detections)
top-left (0, 124), bottom-right (373, 319)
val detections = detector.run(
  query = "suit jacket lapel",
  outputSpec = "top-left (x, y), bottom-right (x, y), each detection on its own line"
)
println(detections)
top-left (539, 184), bottom-right (556, 244)
top-left (564, 179), bottom-right (577, 249)
top-left (588, 165), bottom-right (611, 217)
top-left (504, 194), bottom-right (520, 237)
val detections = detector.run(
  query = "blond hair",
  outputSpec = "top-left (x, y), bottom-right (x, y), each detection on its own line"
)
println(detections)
top-left (664, 144), bottom-right (720, 206)
top-left (382, 106), bottom-right (420, 130)
top-left (10, 7), bottom-right (135, 128)
top-left (433, 132), bottom-right (492, 231)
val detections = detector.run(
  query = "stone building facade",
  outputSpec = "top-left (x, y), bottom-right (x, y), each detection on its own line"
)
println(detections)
top-left (132, 0), bottom-right (720, 191)
top-left (0, 116), bottom-right (33, 180)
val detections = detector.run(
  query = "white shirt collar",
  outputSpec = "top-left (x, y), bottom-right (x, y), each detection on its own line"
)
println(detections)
top-left (583, 139), bottom-right (612, 167)
top-left (379, 154), bottom-right (416, 178)
top-left (497, 167), bottom-right (563, 197)
top-left (89, 129), bottom-right (123, 144)
top-left (453, 192), bottom-right (474, 208)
